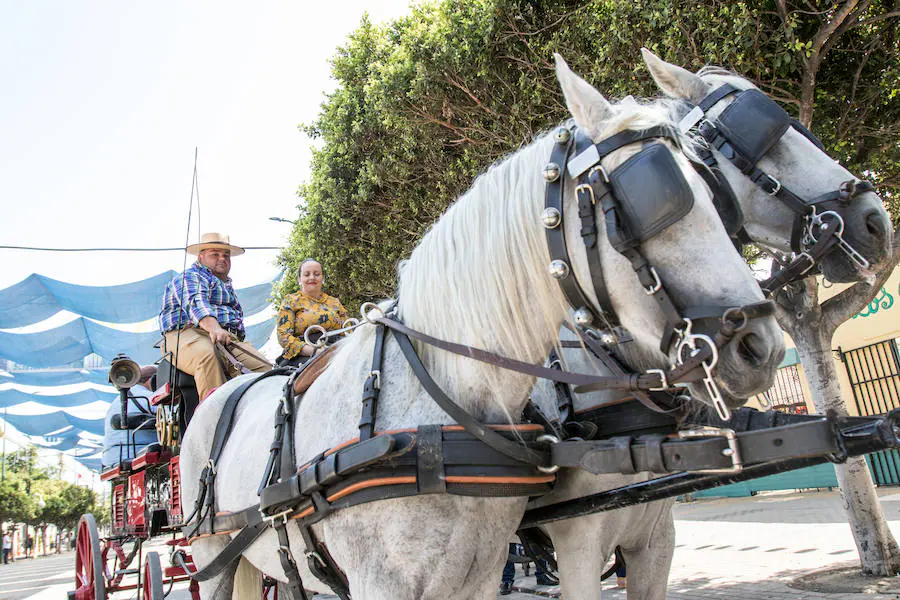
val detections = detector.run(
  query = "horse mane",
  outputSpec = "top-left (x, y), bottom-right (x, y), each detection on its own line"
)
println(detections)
top-left (396, 97), bottom-right (690, 403)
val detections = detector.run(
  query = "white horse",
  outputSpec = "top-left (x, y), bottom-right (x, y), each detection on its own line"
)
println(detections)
top-left (529, 50), bottom-right (894, 600)
top-left (179, 56), bottom-right (784, 600)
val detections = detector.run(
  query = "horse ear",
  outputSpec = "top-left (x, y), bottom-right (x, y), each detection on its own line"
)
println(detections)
top-left (641, 48), bottom-right (708, 103)
top-left (554, 53), bottom-right (612, 137)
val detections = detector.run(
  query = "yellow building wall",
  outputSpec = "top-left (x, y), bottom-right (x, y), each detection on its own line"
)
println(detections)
top-left (765, 265), bottom-right (900, 417)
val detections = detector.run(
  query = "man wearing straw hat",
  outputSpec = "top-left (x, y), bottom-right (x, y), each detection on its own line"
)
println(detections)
top-left (159, 232), bottom-right (272, 401)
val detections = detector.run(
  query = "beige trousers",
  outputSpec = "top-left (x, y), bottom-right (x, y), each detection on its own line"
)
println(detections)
top-left (163, 326), bottom-right (271, 401)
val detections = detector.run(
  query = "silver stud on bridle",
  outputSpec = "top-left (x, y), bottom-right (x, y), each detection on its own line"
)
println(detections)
top-left (541, 207), bottom-right (561, 229)
top-left (543, 162), bottom-right (561, 182)
top-left (548, 260), bottom-right (570, 279)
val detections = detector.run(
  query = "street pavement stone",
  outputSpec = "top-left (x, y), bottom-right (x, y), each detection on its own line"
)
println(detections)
top-left (13, 489), bottom-right (900, 599)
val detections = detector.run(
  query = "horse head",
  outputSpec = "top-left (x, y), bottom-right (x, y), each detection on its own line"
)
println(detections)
top-left (642, 49), bottom-right (893, 285)
top-left (555, 55), bottom-right (784, 410)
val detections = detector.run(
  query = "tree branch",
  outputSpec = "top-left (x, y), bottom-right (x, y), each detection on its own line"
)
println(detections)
top-left (444, 74), bottom-right (498, 118)
top-left (821, 0), bottom-right (874, 57)
top-left (822, 246), bottom-right (900, 329)
top-left (774, 0), bottom-right (789, 22)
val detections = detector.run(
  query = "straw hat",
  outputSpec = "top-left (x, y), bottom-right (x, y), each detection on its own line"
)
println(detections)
top-left (186, 232), bottom-right (245, 256)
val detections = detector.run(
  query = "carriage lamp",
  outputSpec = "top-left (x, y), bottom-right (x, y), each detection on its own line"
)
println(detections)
top-left (109, 354), bottom-right (141, 390)
top-left (109, 353), bottom-right (141, 427)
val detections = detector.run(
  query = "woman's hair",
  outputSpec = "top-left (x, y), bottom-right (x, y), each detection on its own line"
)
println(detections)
top-left (297, 258), bottom-right (323, 279)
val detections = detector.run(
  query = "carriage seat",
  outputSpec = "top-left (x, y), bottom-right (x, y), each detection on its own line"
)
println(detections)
top-left (156, 358), bottom-right (197, 390)
top-left (292, 345), bottom-right (339, 395)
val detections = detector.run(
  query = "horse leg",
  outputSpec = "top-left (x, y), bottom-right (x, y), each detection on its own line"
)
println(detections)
top-left (190, 535), bottom-right (238, 600)
top-left (619, 505), bottom-right (675, 600)
top-left (320, 496), bottom-right (524, 600)
top-left (544, 518), bottom-right (608, 600)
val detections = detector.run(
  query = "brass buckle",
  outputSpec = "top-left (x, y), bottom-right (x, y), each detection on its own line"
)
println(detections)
top-left (677, 427), bottom-right (742, 474)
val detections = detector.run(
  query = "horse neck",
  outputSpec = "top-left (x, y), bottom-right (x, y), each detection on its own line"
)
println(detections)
top-left (395, 134), bottom-right (569, 420)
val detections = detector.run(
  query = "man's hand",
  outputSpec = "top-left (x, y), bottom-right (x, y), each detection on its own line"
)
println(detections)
top-left (199, 316), bottom-right (232, 345)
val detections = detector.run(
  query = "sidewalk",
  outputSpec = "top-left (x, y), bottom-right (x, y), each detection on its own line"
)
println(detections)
top-left (507, 488), bottom-right (900, 599)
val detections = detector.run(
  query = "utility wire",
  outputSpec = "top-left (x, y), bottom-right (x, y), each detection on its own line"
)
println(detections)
top-left (0, 245), bottom-right (281, 252)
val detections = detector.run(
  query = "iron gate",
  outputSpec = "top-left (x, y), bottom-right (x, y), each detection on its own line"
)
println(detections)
top-left (840, 339), bottom-right (900, 486)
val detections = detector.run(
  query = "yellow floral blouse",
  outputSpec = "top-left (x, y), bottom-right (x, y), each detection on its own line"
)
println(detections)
top-left (277, 291), bottom-right (349, 359)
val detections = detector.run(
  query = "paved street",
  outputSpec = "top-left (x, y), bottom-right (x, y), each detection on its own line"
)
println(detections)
top-left (0, 552), bottom-right (75, 600)
top-left (7, 489), bottom-right (900, 599)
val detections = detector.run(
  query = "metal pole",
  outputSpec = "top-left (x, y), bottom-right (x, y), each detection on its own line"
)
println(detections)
top-left (1, 408), bottom-right (6, 482)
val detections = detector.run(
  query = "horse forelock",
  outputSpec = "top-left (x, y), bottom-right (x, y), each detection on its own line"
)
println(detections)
top-left (396, 131), bottom-right (570, 404)
top-left (598, 98), bottom-right (701, 171)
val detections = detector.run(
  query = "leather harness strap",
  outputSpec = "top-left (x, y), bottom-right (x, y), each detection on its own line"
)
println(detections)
top-left (359, 323), bottom-right (386, 441)
top-left (374, 314), bottom-right (709, 394)
top-left (551, 418), bottom-right (839, 474)
top-left (391, 327), bottom-right (551, 468)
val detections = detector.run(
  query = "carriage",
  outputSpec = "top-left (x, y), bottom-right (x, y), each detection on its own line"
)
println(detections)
top-left (70, 54), bottom-right (896, 600)
top-left (70, 354), bottom-right (202, 600)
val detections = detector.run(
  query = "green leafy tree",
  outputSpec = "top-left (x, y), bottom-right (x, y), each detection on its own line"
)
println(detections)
top-left (279, 0), bottom-right (897, 308)
top-left (0, 478), bottom-right (33, 525)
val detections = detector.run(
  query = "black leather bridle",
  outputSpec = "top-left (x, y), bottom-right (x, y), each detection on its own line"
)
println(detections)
top-left (542, 122), bottom-right (773, 420)
top-left (676, 84), bottom-right (876, 296)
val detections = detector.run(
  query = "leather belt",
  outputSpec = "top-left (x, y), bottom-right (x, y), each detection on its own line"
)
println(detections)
top-left (550, 418), bottom-right (839, 474)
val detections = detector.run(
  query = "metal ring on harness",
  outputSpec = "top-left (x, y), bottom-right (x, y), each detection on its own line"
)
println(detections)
top-left (721, 307), bottom-right (748, 333)
top-left (342, 318), bottom-right (360, 329)
top-left (360, 302), bottom-right (385, 324)
top-left (304, 325), bottom-right (327, 348)
top-left (536, 434), bottom-right (561, 474)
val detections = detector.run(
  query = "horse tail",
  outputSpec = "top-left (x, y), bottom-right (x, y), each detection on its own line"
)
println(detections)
top-left (232, 557), bottom-right (262, 599)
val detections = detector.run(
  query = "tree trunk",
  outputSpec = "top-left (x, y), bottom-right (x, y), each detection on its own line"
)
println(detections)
top-left (784, 301), bottom-right (900, 574)
top-left (775, 248), bottom-right (900, 575)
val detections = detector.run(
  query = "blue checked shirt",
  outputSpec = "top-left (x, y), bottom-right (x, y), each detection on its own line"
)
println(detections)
top-left (159, 262), bottom-right (245, 338)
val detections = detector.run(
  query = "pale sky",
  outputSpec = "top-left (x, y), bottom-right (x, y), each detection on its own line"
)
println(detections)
top-left (0, 1), bottom-right (416, 479)
top-left (0, 1), bottom-right (414, 288)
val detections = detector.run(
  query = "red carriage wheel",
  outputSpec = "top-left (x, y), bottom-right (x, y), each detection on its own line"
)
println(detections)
top-left (101, 541), bottom-right (127, 588)
top-left (143, 551), bottom-right (164, 600)
top-left (73, 514), bottom-right (106, 600)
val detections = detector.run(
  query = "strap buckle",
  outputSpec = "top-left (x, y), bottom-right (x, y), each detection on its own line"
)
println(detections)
top-left (369, 370), bottom-right (381, 390)
top-left (677, 426), bottom-right (742, 474)
top-left (305, 550), bottom-right (328, 569)
top-left (575, 183), bottom-right (596, 205)
top-left (646, 368), bottom-right (669, 392)
top-left (262, 508), bottom-right (293, 527)
top-left (643, 266), bottom-right (662, 295)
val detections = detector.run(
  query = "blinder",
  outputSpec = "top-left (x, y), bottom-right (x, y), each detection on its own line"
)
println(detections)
top-left (715, 88), bottom-right (790, 165)
top-left (608, 143), bottom-right (694, 244)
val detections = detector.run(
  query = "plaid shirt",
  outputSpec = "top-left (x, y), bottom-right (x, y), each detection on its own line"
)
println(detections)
top-left (159, 262), bottom-right (245, 338)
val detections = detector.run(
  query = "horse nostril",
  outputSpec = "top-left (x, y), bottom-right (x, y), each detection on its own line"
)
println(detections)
top-left (866, 213), bottom-right (889, 239)
top-left (735, 332), bottom-right (767, 368)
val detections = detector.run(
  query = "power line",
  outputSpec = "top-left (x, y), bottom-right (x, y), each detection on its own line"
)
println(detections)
top-left (0, 245), bottom-right (281, 252)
